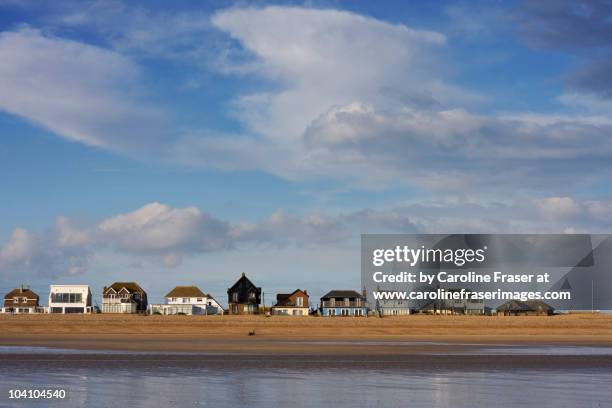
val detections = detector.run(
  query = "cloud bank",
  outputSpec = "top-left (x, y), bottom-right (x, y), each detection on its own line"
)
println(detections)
top-left (2, 197), bottom-right (612, 278)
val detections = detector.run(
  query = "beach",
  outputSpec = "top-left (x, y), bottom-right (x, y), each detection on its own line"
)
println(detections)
top-left (1, 313), bottom-right (612, 355)
top-left (3, 313), bottom-right (612, 408)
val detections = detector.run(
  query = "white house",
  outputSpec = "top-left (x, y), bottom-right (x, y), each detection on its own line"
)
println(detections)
top-left (376, 297), bottom-right (411, 316)
top-left (148, 286), bottom-right (223, 315)
top-left (49, 285), bottom-right (93, 314)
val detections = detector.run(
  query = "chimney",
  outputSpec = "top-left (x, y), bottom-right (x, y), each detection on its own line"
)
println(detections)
top-left (241, 272), bottom-right (246, 277)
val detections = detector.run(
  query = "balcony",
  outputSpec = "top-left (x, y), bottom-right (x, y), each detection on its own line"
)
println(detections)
top-left (321, 300), bottom-right (363, 308)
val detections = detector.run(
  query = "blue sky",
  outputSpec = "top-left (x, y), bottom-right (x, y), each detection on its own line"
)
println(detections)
top-left (1, 0), bottom-right (612, 306)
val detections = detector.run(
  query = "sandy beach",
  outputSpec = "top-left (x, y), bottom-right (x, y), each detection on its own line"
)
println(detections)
top-left (1, 313), bottom-right (612, 355)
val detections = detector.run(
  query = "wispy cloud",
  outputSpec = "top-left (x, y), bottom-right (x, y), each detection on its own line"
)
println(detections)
top-left (0, 27), bottom-right (169, 153)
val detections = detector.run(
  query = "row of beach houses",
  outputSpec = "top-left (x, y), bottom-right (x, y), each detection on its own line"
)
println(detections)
top-left (1, 272), bottom-right (555, 317)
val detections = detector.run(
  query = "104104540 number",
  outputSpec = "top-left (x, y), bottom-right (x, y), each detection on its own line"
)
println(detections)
top-left (8, 389), bottom-right (66, 399)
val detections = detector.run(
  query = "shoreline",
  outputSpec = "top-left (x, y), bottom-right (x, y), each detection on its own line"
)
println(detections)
top-left (2, 351), bottom-right (612, 370)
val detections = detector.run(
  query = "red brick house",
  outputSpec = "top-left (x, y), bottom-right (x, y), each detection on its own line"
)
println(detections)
top-left (2, 286), bottom-right (40, 314)
top-left (271, 289), bottom-right (309, 316)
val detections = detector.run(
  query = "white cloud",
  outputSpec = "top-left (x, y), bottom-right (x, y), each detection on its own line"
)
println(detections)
top-left (171, 6), bottom-right (612, 192)
top-left (0, 228), bottom-right (34, 267)
top-left (210, 6), bottom-right (470, 143)
top-left (535, 197), bottom-right (580, 219)
top-left (55, 216), bottom-right (90, 248)
top-left (0, 27), bottom-right (167, 153)
top-left (0, 223), bottom-right (90, 277)
top-left (98, 202), bottom-right (232, 254)
top-left (295, 103), bottom-right (612, 189)
top-left (3, 197), bottom-right (612, 279)
top-left (2, 5), bottom-right (612, 194)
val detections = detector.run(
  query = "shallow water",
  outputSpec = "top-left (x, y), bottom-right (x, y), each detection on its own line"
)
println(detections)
top-left (1, 365), bottom-right (611, 408)
top-left (1, 346), bottom-right (612, 407)
top-left (3, 343), bottom-right (612, 356)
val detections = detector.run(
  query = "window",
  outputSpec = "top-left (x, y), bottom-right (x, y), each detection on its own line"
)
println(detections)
top-left (296, 297), bottom-right (304, 307)
top-left (232, 293), bottom-right (238, 302)
top-left (197, 298), bottom-right (203, 302)
top-left (182, 298), bottom-right (188, 303)
top-left (51, 293), bottom-right (82, 303)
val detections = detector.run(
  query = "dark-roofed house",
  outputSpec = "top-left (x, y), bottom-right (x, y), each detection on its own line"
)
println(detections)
top-left (102, 282), bottom-right (148, 314)
top-left (227, 273), bottom-right (261, 314)
top-left (320, 290), bottom-right (367, 317)
top-left (496, 300), bottom-right (555, 316)
top-left (271, 289), bottom-right (309, 316)
top-left (148, 285), bottom-right (223, 315)
top-left (2, 286), bottom-right (40, 314)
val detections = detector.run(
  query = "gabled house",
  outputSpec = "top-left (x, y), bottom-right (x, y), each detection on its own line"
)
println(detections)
top-left (49, 285), bottom-right (92, 314)
top-left (271, 289), bottom-right (309, 316)
top-left (496, 300), bottom-right (555, 316)
top-left (2, 286), bottom-right (41, 314)
top-left (148, 285), bottom-right (223, 315)
top-left (320, 290), bottom-right (367, 317)
top-left (227, 273), bottom-right (261, 314)
top-left (102, 282), bottom-right (148, 314)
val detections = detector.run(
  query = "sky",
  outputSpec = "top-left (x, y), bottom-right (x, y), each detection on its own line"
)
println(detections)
top-left (1, 0), bottom-right (612, 307)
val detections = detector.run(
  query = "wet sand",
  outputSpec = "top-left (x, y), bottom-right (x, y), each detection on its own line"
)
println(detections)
top-left (2, 352), bottom-right (612, 370)
top-left (1, 313), bottom-right (612, 355)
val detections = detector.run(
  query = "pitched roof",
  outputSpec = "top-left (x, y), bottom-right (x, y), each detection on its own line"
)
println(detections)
top-left (275, 289), bottom-right (308, 306)
top-left (4, 288), bottom-right (39, 300)
top-left (228, 273), bottom-right (260, 292)
top-left (165, 286), bottom-right (206, 298)
top-left (321, 290), bottom-right (364, 299)
top-left (104, 282), bottom-right (145, 294)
